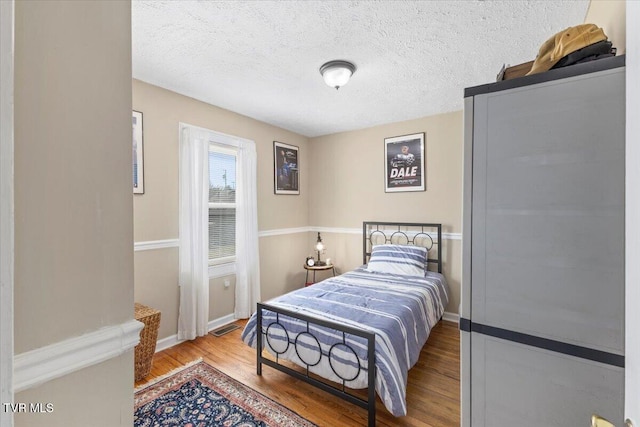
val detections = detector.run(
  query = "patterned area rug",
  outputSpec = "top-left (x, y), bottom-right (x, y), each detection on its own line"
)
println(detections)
top-left (134, 360), bottom-right (316, 427)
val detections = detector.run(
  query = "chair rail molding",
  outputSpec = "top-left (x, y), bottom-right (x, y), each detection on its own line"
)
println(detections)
top-left (135, 228), bottom-right (461, 249)
top-left (134, 238), bottom-right (179, 252)
top-left (13, 319), bottom-right (143, 393)
top-left (259, 226), bottom-right (462, 240)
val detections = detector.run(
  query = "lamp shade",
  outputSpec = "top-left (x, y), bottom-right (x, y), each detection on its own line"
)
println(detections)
top-left (315, 232), bottom-right (324, 251)
top-left (320, 60), bottom-right (356, 90)
top-left (315, 232), bottom-right (326, 265)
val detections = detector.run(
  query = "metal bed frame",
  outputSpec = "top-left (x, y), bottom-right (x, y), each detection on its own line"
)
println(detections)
top-left (256, 221), bottom-right (443, 427)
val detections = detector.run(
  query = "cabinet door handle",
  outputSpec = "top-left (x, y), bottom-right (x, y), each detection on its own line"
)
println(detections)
top-left (592, 415), bottom-right (615, 427)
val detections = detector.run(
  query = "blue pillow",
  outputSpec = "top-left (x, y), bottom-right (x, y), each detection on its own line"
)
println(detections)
top-left (366, 244), bottom-right (427, 277)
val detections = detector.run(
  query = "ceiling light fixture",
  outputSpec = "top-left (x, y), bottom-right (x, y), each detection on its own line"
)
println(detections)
top-left (319, 60), bottom-right (356, 90)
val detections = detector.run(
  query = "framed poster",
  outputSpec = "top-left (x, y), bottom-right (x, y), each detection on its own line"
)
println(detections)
top-left (384, 132), bottom-right (425, 192)
top-left (274, 141), bottom-right (299, 195)
top-left (132, 110), bottom-right (144, 194)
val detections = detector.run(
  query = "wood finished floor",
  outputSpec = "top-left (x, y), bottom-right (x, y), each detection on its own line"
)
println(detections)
top-left (135, 319), bottom-right (460, 427)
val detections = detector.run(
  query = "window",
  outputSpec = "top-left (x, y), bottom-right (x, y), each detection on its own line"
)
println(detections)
top-left (179, 122), bottom-right (259, 325)
top-left (208, 145), bottom-right (237, 266)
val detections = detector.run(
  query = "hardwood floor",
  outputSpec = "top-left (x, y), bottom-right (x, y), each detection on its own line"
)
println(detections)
top-left (135, 319), bottom-right (460, 427)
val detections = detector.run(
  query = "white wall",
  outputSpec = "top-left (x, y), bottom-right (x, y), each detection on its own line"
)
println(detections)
top-left (585, 0), bottom-right (626, 54)
top-left (625, 0), bottom-right (639, 423)
top-left (0, 1), bottom-right (14, 426)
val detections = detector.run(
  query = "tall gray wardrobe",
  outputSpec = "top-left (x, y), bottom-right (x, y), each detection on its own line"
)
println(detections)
top-left (461, 55), bottom-right (626, 426)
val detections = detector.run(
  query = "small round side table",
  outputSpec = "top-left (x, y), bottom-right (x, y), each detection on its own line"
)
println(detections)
top-left (303, 264), bottom-right (336, 286)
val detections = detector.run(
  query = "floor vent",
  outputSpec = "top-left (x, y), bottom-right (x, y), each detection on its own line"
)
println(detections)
top-left (209, 324), bottom-right (240, 337)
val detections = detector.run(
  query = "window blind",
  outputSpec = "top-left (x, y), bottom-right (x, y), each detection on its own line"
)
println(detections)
top-left (208, 149), bottom-right (236, 261)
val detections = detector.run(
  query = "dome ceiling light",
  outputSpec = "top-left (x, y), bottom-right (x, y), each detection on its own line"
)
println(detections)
top-left (319, 60), bottom-right (356, 90)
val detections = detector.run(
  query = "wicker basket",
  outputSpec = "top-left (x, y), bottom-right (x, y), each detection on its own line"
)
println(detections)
top-left (134, 303), bottom-right (161, 382)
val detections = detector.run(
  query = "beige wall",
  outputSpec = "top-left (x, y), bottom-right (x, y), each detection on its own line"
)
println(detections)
top-left (132, 79), bottom-right (310, 243)
top-left (585, 0), bottom-right (626, 54)
top-left (133, 80), bottom-right (464, 341)
top-left (309, 112), bottom-right (464, 313)
top-left (14, 1), bottom-right (134, 425)
top-left (15, 355), bottom-right (134, 427)
top-left (309, 112), bottom-right (462, 230)
top-left (134, 249), bottom-right (179, 339)
top-left (132, 80), bottom-right (310, 338)
top-left (259, 233), bottom-right (312, 300)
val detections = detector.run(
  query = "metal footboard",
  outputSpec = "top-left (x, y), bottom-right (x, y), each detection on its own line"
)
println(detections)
top-left (256, 302), bottom-right (377, 427)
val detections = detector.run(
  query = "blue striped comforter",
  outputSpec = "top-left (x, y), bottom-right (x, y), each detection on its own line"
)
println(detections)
top-left (241, 267), bottom-right (449, 417)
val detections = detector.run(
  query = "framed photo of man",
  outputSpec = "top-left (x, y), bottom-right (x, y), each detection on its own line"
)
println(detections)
top-left (384, 132), bottom-right (425, 192)
top-left (274, 141), bottom-right (299, 195)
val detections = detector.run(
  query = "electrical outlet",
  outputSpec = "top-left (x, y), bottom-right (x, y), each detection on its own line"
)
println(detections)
top-left (224, 279), bottom-right (230, 288)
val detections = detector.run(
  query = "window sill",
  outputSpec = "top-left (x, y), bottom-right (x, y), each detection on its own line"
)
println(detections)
top-left (209, 262), bottom-right (236, 279)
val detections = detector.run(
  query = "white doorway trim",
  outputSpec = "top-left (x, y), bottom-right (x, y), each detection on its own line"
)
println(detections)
top-left (0, 0), bottom-right (15, 426)
top-left (626, 1), bottom-right (640, 424)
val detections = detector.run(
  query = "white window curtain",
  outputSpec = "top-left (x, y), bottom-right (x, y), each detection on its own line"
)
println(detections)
top-left (234, 140), bottom-right (261, 318)
top-left (178, 125), bottom-right (210, 340)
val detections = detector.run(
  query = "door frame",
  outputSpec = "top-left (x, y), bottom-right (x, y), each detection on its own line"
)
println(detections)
top-left (625, 0), bottom-right (639, 423)
top-left (0, 1), bottom-right (15, 426)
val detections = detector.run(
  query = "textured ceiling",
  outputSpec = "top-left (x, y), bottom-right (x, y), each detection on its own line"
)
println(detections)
top-left (132, 0), bottom-right (590, 137)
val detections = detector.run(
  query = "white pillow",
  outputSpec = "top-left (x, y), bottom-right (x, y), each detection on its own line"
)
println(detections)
top-left (366, 244), bottom-right (427, 277)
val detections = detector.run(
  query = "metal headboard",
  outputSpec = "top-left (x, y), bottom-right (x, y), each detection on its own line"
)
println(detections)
top-left (362, 221), bottom-right (443, 273)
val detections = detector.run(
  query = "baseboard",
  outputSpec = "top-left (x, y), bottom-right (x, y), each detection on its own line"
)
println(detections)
top-left (155, 313), bottom-right (237, 353)
top-left (13, 319), bottom-right (144, 393)
top-left (442, 311), bottom-right (460, 324)
top-left (154, 333), bottom-right (185, 353)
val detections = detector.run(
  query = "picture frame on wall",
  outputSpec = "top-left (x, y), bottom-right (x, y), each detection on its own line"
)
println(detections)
top-left (273, 141), bottom-right (299, 195)
top-left (384, 132), bottom-right (425, 192)
top-left (132, 110), bottom-right (144, 194)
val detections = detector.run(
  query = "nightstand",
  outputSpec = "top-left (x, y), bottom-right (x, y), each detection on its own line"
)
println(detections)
top-left (304, 264), bottom-right (336, 286)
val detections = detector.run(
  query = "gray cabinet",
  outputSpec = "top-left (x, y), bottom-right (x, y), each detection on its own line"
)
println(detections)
top-left (462, 57), bottom-right (625, 427)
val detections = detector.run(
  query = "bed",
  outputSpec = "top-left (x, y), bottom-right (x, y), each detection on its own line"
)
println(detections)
top-left (241, 221), bottom-right (449, 426)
